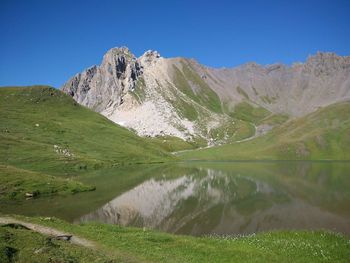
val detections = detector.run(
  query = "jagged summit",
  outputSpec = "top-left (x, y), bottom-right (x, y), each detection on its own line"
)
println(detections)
top-left (305, 52), bottom-right (350, 74)
top-left (61, 47), bottom-right (350, 142)
top-left (139, 50), bottom-right (161, 66)
top-left (307, 51), bottom-right (349, 62)
top-left (104, 46), bottom-right (133, 56)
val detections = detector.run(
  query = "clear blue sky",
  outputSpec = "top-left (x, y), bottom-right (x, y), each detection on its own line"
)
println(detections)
top-left (1, 0), bottom-right (349, 87)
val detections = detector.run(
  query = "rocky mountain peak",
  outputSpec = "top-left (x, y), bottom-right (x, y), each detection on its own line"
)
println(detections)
top-left (139, 50), bottom-right (161, 67)
top-left (306, 51), bottom-right (350, 67)
top-left (102, 46), bottom-right (139, 74)
top-left (303, 52), bottom-right (350, 76)
top-left (104, 46), bottom-right (133, 56)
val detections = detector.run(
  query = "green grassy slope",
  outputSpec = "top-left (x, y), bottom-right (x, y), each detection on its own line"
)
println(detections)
top-left (172, 60), bottom-right (222, 114)
top-left (228, 101), bottom-right (270, 124)
top-left (179, 102), bottom-right (350, 160)
top-left (0, 165), bottom-right (95, 201)
top-left (1, 215), bottom-right (349, 263)
top-left (0, 86), bottom-right (173, 200)
top-left (0, 86), bottom-right (171, 175)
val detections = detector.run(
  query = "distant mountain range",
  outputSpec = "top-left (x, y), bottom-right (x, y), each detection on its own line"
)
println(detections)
top-left (61, 47), bottom-right (350, 146)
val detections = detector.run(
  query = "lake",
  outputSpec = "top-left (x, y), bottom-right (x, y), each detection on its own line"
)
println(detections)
top-left (1, 161), bottom-right (349, 236)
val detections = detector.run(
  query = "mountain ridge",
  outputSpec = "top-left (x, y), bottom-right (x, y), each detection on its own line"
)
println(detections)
top-left (61, 48), bottom-right (350, 144)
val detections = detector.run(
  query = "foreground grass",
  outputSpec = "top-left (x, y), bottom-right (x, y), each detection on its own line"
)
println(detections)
top-left (0, 224), bottom-right (109, 263)
top-left (180, 102), bottom-right (350, 160)
top-left (0, 165), bottom-right (94, 201)
top-left (0, 215), bottom-right (349, 262)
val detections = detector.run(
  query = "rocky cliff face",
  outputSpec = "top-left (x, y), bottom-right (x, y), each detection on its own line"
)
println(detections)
top-left (61, 48), bottom-right (350, 143)
top-left (62, 47), bottom-right (142, 112)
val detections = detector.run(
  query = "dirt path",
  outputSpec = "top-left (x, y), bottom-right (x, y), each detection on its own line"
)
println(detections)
top-left (172, 124), bottom-right (258, 155)
top-left (0, 216), bottom-right (95, 248)
top-left (234, 123), bottom-right (258, 143)
top-left (172, 122), bottom-right (274, 155)
top-left (171, 145), bottom-right (213, 155)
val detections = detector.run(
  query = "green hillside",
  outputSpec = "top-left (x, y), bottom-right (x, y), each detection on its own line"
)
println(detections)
top-left (0, 86), bottom-right (171, 173)
top-left (0, 165), bottom-right (95, 201)
top-left (173, 60), bottom-right (222, 114)
top-left (179, 102), bottom-right (350, 160)
top-left (0, 86), bottom-right (172, 199)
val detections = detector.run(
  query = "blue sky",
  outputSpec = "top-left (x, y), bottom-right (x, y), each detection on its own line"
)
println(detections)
top-left (0, 0), bottom-right (349, 87)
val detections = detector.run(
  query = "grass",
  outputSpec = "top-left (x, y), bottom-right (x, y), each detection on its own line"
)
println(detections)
top-left (0, 223), bottom-right (109, 263)
top-left (165, 86), bottom-right (199, 121)
top-left (0, 86), bottom-right (173, 200)
top-left (172, 61), bottom-right (222, 114)
top-left (229, 101), bottom-right (271, 124)
top-left (179, 101), bottom-right (350, 160)
top-left (1, 215), bottom-right (349, 262)
top-left (131, 76), bottom-right (147, 103)
top-left (147, 136), bottom-right (201, 152)
top-left (259, 113), bottom-right (289, 126)
top-left (0, 86), bottom-right (172, 176)
top-left (176, 97), bottom-right (199, 121)
top-left (0, 165), bottom-right (94, 201)
top-left (181, 61), bottom-right (222, 113)
top-left (208, 119), bottom-right (255, 143)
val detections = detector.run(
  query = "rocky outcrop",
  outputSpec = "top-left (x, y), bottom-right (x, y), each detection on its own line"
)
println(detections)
top-left (139, 50), bottom-right (161, 67)
top-left (62, 47), bottom-right (142, 112)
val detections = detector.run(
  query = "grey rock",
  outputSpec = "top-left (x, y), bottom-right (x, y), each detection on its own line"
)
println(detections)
top-left (62, 47), bottom-right (142, 112)
top-left (139, 50), bottom-right (161, 67)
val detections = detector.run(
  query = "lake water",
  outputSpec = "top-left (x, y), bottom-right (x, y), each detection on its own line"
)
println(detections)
top-left (1, 161), bottom-right (350, 236)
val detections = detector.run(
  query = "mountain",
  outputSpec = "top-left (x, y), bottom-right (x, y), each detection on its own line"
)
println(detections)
top-left (61, 47), bottom-right (350, 145)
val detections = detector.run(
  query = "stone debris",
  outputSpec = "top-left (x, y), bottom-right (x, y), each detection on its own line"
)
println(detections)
top-left (53, 145), bottom-right (74, 157)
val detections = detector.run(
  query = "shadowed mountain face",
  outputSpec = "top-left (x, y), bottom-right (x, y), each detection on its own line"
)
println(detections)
top-left (62, 48), bottom-right (350, 143)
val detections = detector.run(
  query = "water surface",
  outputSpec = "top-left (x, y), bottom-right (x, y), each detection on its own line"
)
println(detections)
top-left (1, 161), bottom-right (349, 236)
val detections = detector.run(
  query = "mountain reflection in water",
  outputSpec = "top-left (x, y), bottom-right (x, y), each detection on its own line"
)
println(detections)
top-left (78, 163), bottom-right (350, 236)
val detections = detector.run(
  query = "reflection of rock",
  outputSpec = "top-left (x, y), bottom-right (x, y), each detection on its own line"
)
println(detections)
top-left (79, 176), bottom-right (195, 227)
top-left (78, 167), bottom-right (350, 236)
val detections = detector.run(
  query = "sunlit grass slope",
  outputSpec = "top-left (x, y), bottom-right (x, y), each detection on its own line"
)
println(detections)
top-left (179, 102), bottom-right (350, 160)
top-left (0, 86), bottom-right (171, 175)
top-left (0, 86), bottom-right (173, 200)
top-left (0, 164), bottom-right (95, 201)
